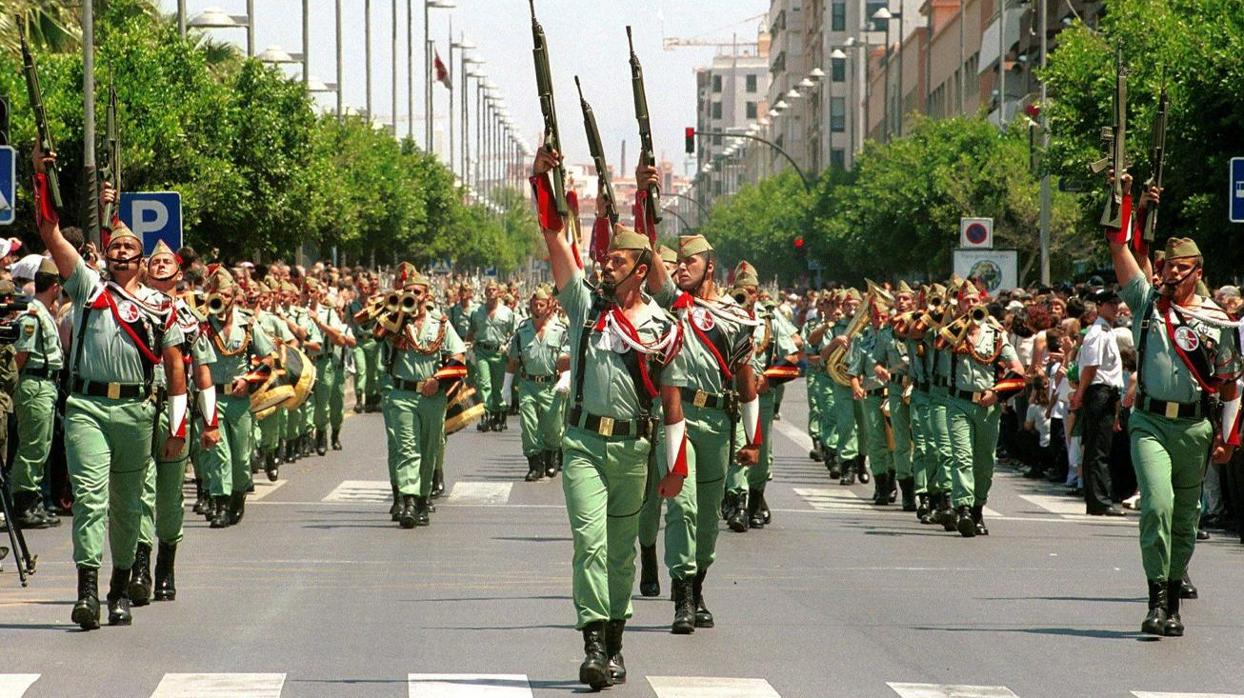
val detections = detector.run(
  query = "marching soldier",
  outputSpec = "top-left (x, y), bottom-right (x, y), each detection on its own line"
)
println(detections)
top-left (503, 286), bottom-right (569, 482)
top-left (448, 282), bottom-right (477, 353)
top-left (34, 147), bottom-right (189, 630)
top-left (1107, 179), bottom-right (1240, 637)
top-left (309, 278), bottom-right (356, 453)
top-left (848, 288), bottom-right (897, 506)
top-left (877, 282), bottom-right (918, 510)
top-left (828, 288), bottom-right (868, 485)
top-left (253, 281), bottom-right (295, 480)
top-left (905, 285), bottom-right (943, 522)
top-left (347, 275), bottom-right (381, 412)
top-left (468, 281), bottom-right (517, 432)
top-left (805, 292), bottom-right (842, 477)
top-left (923, 282), bottom-right (960, 530)
top-left (10, 258), bottom-right (64, 529)
top-left (282, 281), bottom-right (318, 459)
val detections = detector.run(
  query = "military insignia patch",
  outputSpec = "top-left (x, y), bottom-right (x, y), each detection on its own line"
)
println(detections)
top-left (1174, 326), bottom-right (1200, 352)
top-left (118, 300), bottom-right (141, 324)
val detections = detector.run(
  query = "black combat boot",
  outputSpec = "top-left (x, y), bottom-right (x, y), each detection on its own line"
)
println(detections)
top-left (264, 450), bottom-right (279, 482)
top-left (399, 494), bottom-right (417, 529)
top-left (720, 490), bottom-right (738, 523)
top-left (390, 486), bottom-right (402, 522)
top-left (693, 569), bottom-right (714, 628)
top-left (1179, 573), bottom-right (1198, 600)
top-left (857, 456), bottom-right (871, 484)
top-left (72, 566), bottom-right (101, 630)
top-left (1164, 579), bottom-right (1185, 636)
top-left (315, 428), bottom-right (328, 456)
top-left (727, 490), bottom-right (749, 533)
top-left (809, 437), bottom-right (823, 462)
top-left (35, 499), bottom-right (61, 527)
top-left (192, 479), bottom-right (207, 515)
top-left (747, 488), bottom-right (765, 529)
top-left (209, 496), bottom-right (231, 529)
top-left (153, 542), bottom-right (177, 601)
top-left (971, 505), bottom-right (989, 536)
top-left (525, 454), bottom-right (545, 482)
top-left (544, 449), bottom-right (558, 478)
top-left (916, 493), bottom-right (931, 522)
top-left (671, 578), bottom-right (696, 634)
top-left (899, 477), bottom-right (917, 512)
top-left (414, 496), bottom-right (431, 526)
top-left (956, 505), bottom-right (976, 538)
top-left (106, 568), bottom-right (133, 626)
top-left (431, 469), bottom-right (446, 499)
top-left (639, 544), bottom-right (660, 597)
top-left (129, 542), bottom-right (153, 607)
top-left (477, 412), bottom-right (489, 432)
top-left (579, 621), bottom-right (613, 690)
top-left (839, 456), bottom-right (857, 486)
top-left (1141, 580), bottom-right (1169, 636)
top-left (826, 453), bottom-right (841, 479)
top-left (552, 449), bottom-right (563, 476)
top-left (228, 490), bottom-right (247, 525)
top-left (936, 494), bottom-right (958, 532)
top-left (759, 489), bottom-right (771, 525)
top-left (605, 619), bottom-right (627, 684)
top-left (301, 433), bottom-right (313, 457)
top-left (872, 472), bottom-right (890, 505)
top-left (331, 426), bottom-right (343, 451)
top-left (14, 491), bottom-right (50, 529)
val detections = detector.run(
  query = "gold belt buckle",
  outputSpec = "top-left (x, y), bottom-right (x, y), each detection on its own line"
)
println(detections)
top-left (972, 391), bottom-right (983, 403)
top-left (107, 383), bottom-right (121, 400)
top-left (598, 416), bottom-right (615, 437)
top-left (693, 390), bottom-right (708, 408)
top-left (1165, 402), bottom-right (1180, 419)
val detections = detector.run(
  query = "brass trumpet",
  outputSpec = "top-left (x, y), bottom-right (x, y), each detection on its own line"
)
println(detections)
top-left (205, 293), bottom-right (227, 317)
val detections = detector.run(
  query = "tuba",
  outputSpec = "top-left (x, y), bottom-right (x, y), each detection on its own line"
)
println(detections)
top-left (826, 280), bottom-right (891, 387)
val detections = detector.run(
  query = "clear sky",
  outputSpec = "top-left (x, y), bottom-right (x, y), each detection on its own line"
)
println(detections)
top-left (161, 1), bottom-right (769, 176)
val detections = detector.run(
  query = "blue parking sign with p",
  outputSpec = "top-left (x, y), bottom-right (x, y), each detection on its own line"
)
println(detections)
top-left (119, 191), bottom-right (182, 254)
top-left (0, 146), bottom-right (16, 226)
top-left (1231, 158), bottom-right (1244, 223)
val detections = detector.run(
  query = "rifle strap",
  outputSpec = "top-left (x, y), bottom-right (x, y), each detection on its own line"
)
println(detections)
top-left (32, 173), bottom-right (59, 227)
top-left (528, 174), bottom-right (564, 233)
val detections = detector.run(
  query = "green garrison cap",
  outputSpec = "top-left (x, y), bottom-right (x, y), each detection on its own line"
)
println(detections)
top-left (843, 287), bottom-right (862, 303)
top-left (929, 282), bottom-right (946, 298)
top-left (658, 244), bottom-right (678, 264)
top-left (609, 226), bottom-right (652, 253)
top-left (150, 239), bottom-right (177, 261)
top-left (0, 279), bottom-right (15, 296)
top-left (733, 260), bottom-right (759, 288)
top-left (210, 267), bottom-right (236, 291)
top-left (1164, 237), bottom-right (1201, 260)
top-left (678, 234), bottom-right (713, 259)
top-left (106, 220), bottom-right (141, 249)
top-left (37, 257), bottom-right (58, 277)
top-left (896, 280), bottom-right (915, 296)
top-left (531, 285), bottom-right (551, 301)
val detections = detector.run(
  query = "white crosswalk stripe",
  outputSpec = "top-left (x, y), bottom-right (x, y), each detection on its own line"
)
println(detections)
top-left (446, 481), bottom-right (513, 504)
top-left (249, 479), bottom-right (286, 501)
top-left (793, 486), bottom-right (872, 511)
top-left (150, 673), bottom-right (285, 697)
top-left (888, 683), bottom-right (1020, 698)
top-left (1132, 693), bottom-right (1244, 698)
top-left (322, 480), bottom-right (392, 503)
top-left (772, 419), bottom-right (813, 452)
top-left (647, 676), bottom-right (781, 697)
top-left (0, 675), bottom-right (40, 698)
top-left (408, 673), bottom-right (532, 697)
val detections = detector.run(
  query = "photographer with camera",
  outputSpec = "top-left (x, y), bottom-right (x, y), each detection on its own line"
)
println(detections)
top-left (9, 258), bottom-right (63, 529)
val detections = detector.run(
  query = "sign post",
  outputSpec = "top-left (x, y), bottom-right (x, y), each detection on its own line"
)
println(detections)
top-left (0, 145), bottom-right (15, 226)
top-left (1231, 157), bottom-right (1244, 223)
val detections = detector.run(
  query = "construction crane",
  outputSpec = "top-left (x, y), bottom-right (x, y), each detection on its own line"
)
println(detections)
top-left (661, 12), bottom-right (766, 52)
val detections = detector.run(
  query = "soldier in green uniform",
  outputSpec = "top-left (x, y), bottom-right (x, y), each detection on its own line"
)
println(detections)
top-left (35, 149), bottom-right (189, 630)
top-left (651, 235), bottom-right (760, 634)
top-left (503, 286), bottom-right (569, 482)
top-left (202, 269), bottom-right (276, 528)
top-left (309, 278), bottom-right (356, 453)
top-left (805, 292), bottom-right (842, 477)
top-left (827, 288), bottom-right (867, 485)
top-left (283, 282), bottom-right (320, 459)
top-left (347, 275), bottom-right (381, 412)
top-left (849, 290), bottom-right (897, 505)
top-left (904, 285), bottom-right (941, 522)
top-left (380, 264), bottom-right (466, 529)
top-left (253, 281), bottom-right (295, 480)
top-left (448, 282), bottom-right (477, 357)
top-left (132, 241), bottom-right (221, 603)
top-left (10, 259), bottom-right (64, 528)
top-left (468, 281), bottom-right (517, 431)
top-left (1107, 183), bottom-right (1240, 635)
top-left (925, 283), bottom-right (959, 529)
top-left (876, 282), bottom-right (917, 510)
top-left (943, 280), bottom-right (1024, 538)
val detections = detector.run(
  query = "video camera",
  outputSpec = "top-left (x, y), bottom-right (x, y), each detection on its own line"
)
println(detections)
top-left (0, 297), bottom-right (30, 344)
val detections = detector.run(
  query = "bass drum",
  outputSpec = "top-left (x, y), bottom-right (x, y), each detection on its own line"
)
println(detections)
top-left (280, 344), bottom-right (318, 411)
top-left (444, 384), bottom-right (485, 435)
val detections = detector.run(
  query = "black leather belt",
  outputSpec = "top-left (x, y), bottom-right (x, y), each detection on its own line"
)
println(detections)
top-left (862, 387), bottom-right (887, 398)
top-left (1139, 396), bottom-right (1203, 420)
top-left (951, 388), bottom-right (989, 403)
top-left (932, 377), bottom-right (950, 388)
top-left (476, 341), bottom-right (501, 352)
top-left (20, 365), bottom-right (58, 379)
top-left (521, 372), bottom-right (556, 384)
top-left (393, 378), bottom-right (427, 392)
top-left (915, 381), bottom-right (930, 393)
top-left (569, 406), bottom-right (653, 439)
top-left (72, 377), bottom-right (147, 400)
top-left (679, 386), bottom-right (734, 411)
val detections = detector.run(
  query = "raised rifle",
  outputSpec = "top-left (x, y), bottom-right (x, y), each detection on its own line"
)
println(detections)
top-left (1142, 82), bottom-right (1167, 242)
top-left (626, 26), bottom-right (661, 226)
top-left (529, 0), bottom-right (568, 219)
top-left (18, 18), bottom-right (61, 209)
top-left (1088, 49), bottom-right (1128, 229)
top-left (101, 79), bottom-right (121, 233)
top-left (574, 76), bottom-right (618, 225)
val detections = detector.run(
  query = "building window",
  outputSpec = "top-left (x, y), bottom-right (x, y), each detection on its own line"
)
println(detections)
top-left (830, 97), bottom-right (845, 133)
top-left (746, 101), bottom-right (758, 119)
top-left (712, 75), bottom-right (722, 93)
top-left (831, 0), bottom-right (846, 31)
top-left (712, 134), bottom-right (722, 146)
top-left (746, 74), bottom-right (758, 93)
top-left (711, 101), bottom-right (723, 119)
top-left (830, 149), bottom-right (846, 170)
top-left (832, 56), bottom-right (845, 82)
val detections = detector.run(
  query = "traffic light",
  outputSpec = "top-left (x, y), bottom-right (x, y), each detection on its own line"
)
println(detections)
top-left (684, 127), bottom-right (695, 154)
top-left (793, 236), bottom-right (805, 251)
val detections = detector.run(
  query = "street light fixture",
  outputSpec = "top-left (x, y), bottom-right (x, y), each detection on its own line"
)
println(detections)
top-left (808, 68), bottom-right (825, 80)
top-left (258, 45), bottom-right (304, 64)
top-left (767, 108), bottom-right (779, 118)
top-left (798, 78), bottom-right (815, 89)
top-left (189, 6), bottom-right (253, 55)
top-left (424, 0), bottom-right (457, 151)
top-left (774, 100), bottom-right (789, 111)
top-left (785, 88), bottom-right (801, 100)
top-left (872, 6), bottom-right (906, 140)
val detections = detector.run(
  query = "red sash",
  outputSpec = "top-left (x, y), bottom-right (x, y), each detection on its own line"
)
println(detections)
top-left (93, 286), bottom-right (164, 366)
top-left (673, 293), bottom-right (734, 381)
top-left (1159, 299), bottom-right (1219, 393)
top-left (592, 305), bottom-right (659, 399)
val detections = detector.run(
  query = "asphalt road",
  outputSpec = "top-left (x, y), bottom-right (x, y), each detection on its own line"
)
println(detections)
top-left (2, 382), bottom-right (1243, 698)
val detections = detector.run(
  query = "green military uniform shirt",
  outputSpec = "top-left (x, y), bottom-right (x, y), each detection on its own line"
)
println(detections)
top-left (449, 301), bottom-right (477, 342)
top-left (508, 317), bottom-right (568, 377)
top-left (155, 298), bottom-right (217, 390)
top-left (383, 310), bottom-right (467, 383)
top-left (206, 308), bottom-right (275, 384)
top-left (751, 306), bottom-right (799, 373)
top-left (314, 303), bottom-right (350, 361)
top-left (948, 319), bottom-right (1020, 393)
top-left (876, 324), bottom-right (909, 381)
top-left (664, 295), bottom-right (754, 395)
top-left (469, 303), bottom-right (516, 351)
top-left (847, 325), bottom-right (887, 391)
top-left (15, 299), bottom-right (64, 370)
top-left (257, 308), bottom-right (295, 345)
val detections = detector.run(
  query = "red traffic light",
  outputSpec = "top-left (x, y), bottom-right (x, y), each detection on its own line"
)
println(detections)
top-left (684, 127), bottom-right (695, 154)
top-left (794, 236), bottom-right (805, 250)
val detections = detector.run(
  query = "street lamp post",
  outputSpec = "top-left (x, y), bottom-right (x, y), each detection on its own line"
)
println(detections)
top-left (392, 0), bottom-right (398, 134)
top-left (425, 0), bottom-right (456, 153)
top-left (872, 7), bottom-right (903, 140)
top-left (188, 7), bottom-right (252, 54)
top-left (1038, 0), bottom-right (1051, 284)
top-left (336, 0), bottom-right (344, 121)
top-left (365, 0), bottom-right (372, 122)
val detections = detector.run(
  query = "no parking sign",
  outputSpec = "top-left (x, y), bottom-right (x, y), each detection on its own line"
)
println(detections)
top-left (959, 217), bottom-right (993, 249)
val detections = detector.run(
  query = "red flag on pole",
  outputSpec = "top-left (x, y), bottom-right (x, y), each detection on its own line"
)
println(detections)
top-left (434, 50), bottom-right (452, 90)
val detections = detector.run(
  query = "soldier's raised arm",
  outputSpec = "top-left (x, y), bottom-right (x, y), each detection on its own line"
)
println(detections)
top-left (30, 144), bottom-right (81, 279)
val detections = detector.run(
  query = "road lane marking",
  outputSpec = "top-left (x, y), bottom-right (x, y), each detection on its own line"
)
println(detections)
top-left (793, 486), bottom-right (870, 511)
top-left (150, 673), bottom-right (285, 697)
top-left (248, 480), bottom-right (286, 501)
top-left (322, 480), bottom-right (392, 503)
top-left (1017, 494), bottom-right (1084, 516)
top-left (888, 684), bottom-right (1019, 698)
top-left (408, 673), bottom-right (532, 697)
top-left (0, 675), bottom-right (40, 698)
top-left (1132, 693), bottom-right (1244, 698)
top-left (447, 481), bottom-right (513, 504)
top-left (773, 419), bottom-right (813, 452)
top-left (648, 676), bottom-right (781, 697)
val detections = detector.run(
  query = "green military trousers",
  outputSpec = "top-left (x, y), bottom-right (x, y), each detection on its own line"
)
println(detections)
top-left (727, 392), bottom-right (776, 494)
top-left (64, 393), bottom-right (156, 570)
top-left (925, 388), bottom-right (954, 496)
top-left (258, 410), bottom-right (282, 453)
top-left (814, 372), bottom-right (839, 455)
top-left (352, 337), bottom-right (380, 406)
top-left (383, 388), bottom-right (446, 497)
top-left (562, 425), bottom-right (651, 629)
top-left (518, 379), bottom-right (563, 457)
top-left (472, 348), bottom-right (508, 412)
top-left (888, 387), bottom-right (914, 479)
top-left (1129, 409), bottom-right (1213, 583)
top-left (806, 374), bottom-right (821, 441)
top-left (313, 357), bottom-right (346, 432)
top-left (658, 404), bottom-right (730, 581)
top-left (946, 396), bottom-right (1000, 508)
top-left (204, 396), bottom-right (254, 497)
top-left (10, 375), bottom-right (58, 495)
top-left (831, 382), bottom-right (859, 461)
top-left (908, 389), bottom-right (933, 495)
top-left (859, 393), bottom-right (894, 476)
top-left (140, 411), bottom-right (191, 546)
